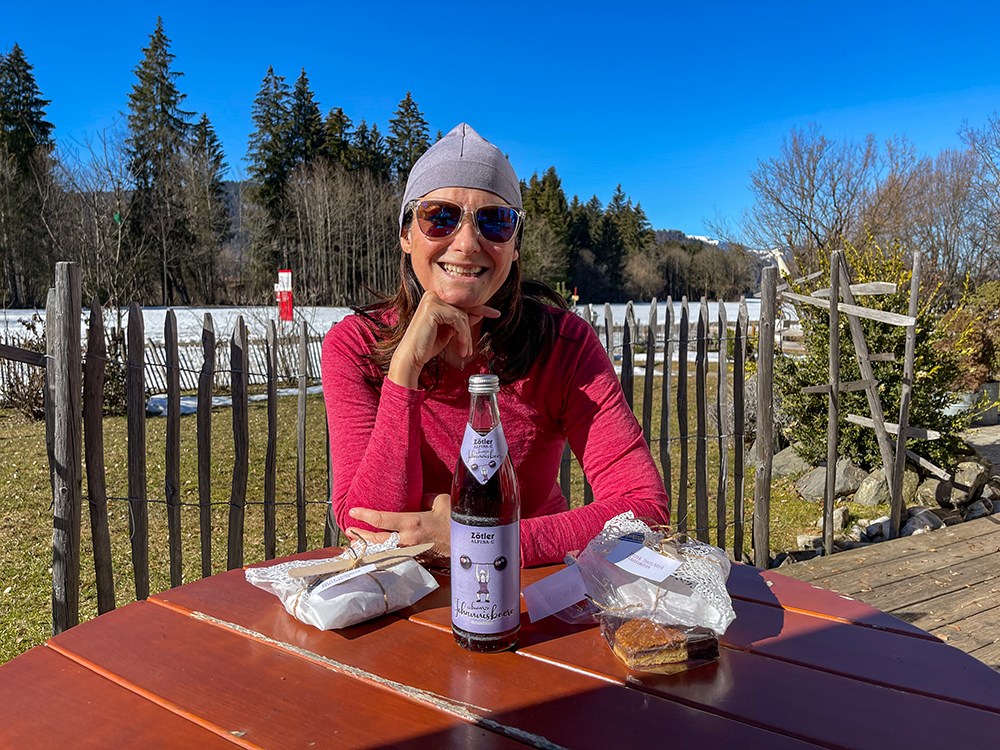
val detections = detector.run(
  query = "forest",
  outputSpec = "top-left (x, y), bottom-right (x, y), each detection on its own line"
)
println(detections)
top-left (1, 19), bottom-right (998, 311)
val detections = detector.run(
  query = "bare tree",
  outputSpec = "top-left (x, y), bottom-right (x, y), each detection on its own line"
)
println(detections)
top-left (961, 112), bottom-right (1000, 282)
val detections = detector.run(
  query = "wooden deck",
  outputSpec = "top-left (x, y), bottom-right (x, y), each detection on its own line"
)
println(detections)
top-left (779, 515), bottom-right (1000, 669)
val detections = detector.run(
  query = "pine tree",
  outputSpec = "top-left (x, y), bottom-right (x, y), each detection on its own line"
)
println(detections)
top-left (246, 66), bottom-right (292, 219)
top-left (288, 69), bottom-right (323, 168)
top-left (321, 107), bottom-right (353, 169)
top-left (386, 92), bottom-right (430, 181)
top-left (184, 114), bottom-right (231, 302)
top-left (0, 43), bottom-right (56, 306)
top-left (126, 17), bottom-right (194, 304)
top-left (352, 120), bottom-right (390, 180)
top-left (0, 44), bottom-right (54, 172)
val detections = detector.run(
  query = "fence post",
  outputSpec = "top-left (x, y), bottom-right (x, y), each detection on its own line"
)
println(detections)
top-left (227, 316), bottom-right (249, 570)
top-left (890, 249), bottom-right (922, 538)
top-left (695, 297), bottom-right (710, 543)
top-left (83, 295), bottom-right (115, 614)
top-left (660, 297), bottom-right (673, 517)
top-left (734, 297), bottom-right (748, 562)
top-left (824, 254), bottom-right (841, 556)
top-left (642, 298), bottom-right (657, 446)
top-left (198, 314), bottom-right (215, 578)
top-left (297, 319), bottom-right (308, 553)
top-left (621, 303), bottom-right (635, 410)
top-left (754, 267), bottom-right (777, 569)
top-left (264, 320), bottom-right (278, 560)
top-left (165, 310), bottom-right (182, 587)
top-left (677, 297), bottom-right (690, 537)
top-left (126, 301), bottom-right (149, 600)
top-left (717, 301), bottom-right (729, 551)
top-left (50, 262), bottom-right (82, 634)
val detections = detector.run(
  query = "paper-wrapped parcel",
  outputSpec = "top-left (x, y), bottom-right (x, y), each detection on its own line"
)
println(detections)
top-left (246, 534), bottom-right (438, 630)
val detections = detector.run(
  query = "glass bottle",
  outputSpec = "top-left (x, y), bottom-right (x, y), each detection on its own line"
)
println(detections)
top-left (450, 373), bottom-right (521, 652)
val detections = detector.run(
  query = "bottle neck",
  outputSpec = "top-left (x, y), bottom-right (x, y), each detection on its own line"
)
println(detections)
top-left (468, 392), bottom-right (501, 433)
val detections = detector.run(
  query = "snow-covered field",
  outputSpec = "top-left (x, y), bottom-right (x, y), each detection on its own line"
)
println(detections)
top-left (0, 300), bottom-right (775, 345)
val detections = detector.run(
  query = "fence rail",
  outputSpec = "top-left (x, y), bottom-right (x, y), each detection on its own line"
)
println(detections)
top-left (13, 262), bottom-right (777, 635)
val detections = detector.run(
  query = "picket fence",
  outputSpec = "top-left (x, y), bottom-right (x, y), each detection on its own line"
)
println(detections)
top-left (20, 262), bottom-right (778, 634)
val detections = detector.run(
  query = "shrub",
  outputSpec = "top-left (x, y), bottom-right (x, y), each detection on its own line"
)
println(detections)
top-left (775, 236), bottom-right (968, 471)
top-left (937, 280), bottom-right (1000, 393)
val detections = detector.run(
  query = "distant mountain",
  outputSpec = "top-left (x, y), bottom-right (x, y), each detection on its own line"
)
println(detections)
top-left (653, 230), bottom-right (728, 251)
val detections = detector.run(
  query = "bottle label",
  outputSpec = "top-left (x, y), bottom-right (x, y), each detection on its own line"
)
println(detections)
top-left (450, 520), bottom-right (520, 634)
top-left (460, 423), bottom-right (508, 485)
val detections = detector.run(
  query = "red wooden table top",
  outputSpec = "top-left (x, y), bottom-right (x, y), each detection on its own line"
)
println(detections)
top-left (4, 553), bottom-right (999, 749)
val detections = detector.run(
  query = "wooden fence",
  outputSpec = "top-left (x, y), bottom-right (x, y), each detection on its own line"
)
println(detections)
top-left (27, 261), bottom-right (778, 634)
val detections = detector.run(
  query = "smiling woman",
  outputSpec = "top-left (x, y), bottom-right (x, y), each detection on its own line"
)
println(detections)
top-left (321, 123), bottom-right (669, 567)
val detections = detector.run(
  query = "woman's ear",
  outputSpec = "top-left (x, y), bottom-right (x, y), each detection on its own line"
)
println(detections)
top-left (400, 225), bottom-right (412, 255)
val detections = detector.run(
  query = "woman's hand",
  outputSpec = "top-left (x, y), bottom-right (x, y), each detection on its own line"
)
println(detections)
top-left (388, 292), bottom-right (499, 389)
top-left (345, 493), bottom-right (451, 560)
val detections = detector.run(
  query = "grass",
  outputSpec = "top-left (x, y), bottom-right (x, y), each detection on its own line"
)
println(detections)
top-left (0, 369), bottom-right (890, 664)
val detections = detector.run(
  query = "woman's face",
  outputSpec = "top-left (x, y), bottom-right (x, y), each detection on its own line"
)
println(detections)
top-left (401, 187), bottom-right (519, 311)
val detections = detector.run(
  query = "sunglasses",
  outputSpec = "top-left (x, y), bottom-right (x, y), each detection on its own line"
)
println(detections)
top-left (407, 199), bottom-right (524, 244)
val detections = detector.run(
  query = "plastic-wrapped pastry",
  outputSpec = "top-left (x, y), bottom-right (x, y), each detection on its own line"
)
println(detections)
top-left (604, 616), bottom-right (718, 670)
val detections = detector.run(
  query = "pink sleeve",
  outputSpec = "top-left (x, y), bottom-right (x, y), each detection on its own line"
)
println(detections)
top-left (520, 320), bottom-right (669, 566)
top-left (322, 318), bottom-right (426, 533)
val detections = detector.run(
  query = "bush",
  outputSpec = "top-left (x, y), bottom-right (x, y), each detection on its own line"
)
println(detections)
top-left (776, 237), bottom-right (968, 471)
top-left (937, 280), bottom-right (1000, 393)
top-left (0, 313), bottom-right (46, 420)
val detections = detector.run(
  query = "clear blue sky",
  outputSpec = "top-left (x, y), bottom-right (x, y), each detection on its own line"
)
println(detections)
top-left (3, 1), bottom-right (998, 235)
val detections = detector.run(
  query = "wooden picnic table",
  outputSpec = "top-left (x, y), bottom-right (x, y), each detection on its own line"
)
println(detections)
top-left (3, 549), bottom-right (999, 749)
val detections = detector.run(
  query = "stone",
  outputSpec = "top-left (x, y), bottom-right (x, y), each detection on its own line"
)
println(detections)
top-left (796, 466), bottom-right (827, 502)
top-left (845, 524), bottom-right (867, 542)
top-left (950, 461), bottom-right (991, 507)
top-left (797, 534), bottom-right (824, 550)
top-left (963, 499), bottom-right (992, 521)
top-left (835, 459), bottom-right (868, 497)
top-left (815, 506), bottom-right (851, 533)
top-left (915, 478), bottom-right (954, 509)
top-left (776, 549), bottom-right (822, 567)
top-left (772, 444), bottom-right (813, 478)
top-left (902, 466), bottom-right (920, 505)
top-left (980, 478), bottom-right (1000, 504)
top-left (795, 459), bottom-right (867, 503)
top-left (901, 508), bottom-right (944, 536)
top-left (855, 469), bottom-right (891, 507)
top-left (865, 516), bottom-right (891, 540)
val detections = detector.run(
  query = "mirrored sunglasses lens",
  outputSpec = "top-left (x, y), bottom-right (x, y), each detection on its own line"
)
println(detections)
top-left (477, 206), bottom-right (519, 243)
top-left (416, 201), bottom-right (461, 238)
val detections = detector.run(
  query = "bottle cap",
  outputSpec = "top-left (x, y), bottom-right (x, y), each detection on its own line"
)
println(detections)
top-left (468, 373), bottom-right (500, 394)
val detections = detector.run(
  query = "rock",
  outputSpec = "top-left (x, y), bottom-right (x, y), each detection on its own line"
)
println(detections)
top-left (772, 445), bottom-right (813, 478)
top-left (901, 508), bottom-right (944, 536)
top-left (865, 516), bottom-right (891, 540)
top-left (902, 466), bottom-right (920, 505)
top-left (963, 499), bottom-right (992, 521)
top-left (840, 540), bottom-right (873, 550)
top-left (797, 534), bottom-right (824, 550)
top-left (795, 459), bottom-right (867, 502)
top-left (835, 459), bottom-right (868, 497)
top-left (815, 506), bottom-right (851, 533)
top-left (915, 478), bottom-right (954, 509)
top-left (776, 549), bottom-right (823, 567)
top-left (950, 461), bottom-right (991, 507)
top-left (855, 469), bottom-right (891, 507)
top-left (980, 478), bottom-right (1000, 504)
top-left (845, 524), bottom-right (867, 542)
top-left (931, 507), bottom-right (964, 526)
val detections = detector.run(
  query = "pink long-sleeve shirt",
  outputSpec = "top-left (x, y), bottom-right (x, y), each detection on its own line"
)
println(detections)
top-left (321, 307), bottom-right (669, 566)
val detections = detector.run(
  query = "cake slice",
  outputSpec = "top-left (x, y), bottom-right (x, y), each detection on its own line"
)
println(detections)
top-left (609, 617), bottom-right (718, 669)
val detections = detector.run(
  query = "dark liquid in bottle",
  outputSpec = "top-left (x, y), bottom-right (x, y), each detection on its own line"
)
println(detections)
top-left (451, 453), bottom-right (520, 653)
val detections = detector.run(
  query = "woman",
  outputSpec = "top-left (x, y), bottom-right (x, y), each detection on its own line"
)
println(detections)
top-left (322, 123), bottom-right (668, 566)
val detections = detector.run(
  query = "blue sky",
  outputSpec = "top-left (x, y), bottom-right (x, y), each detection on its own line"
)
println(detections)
top-left (3, 1), bottom-right (998, 235)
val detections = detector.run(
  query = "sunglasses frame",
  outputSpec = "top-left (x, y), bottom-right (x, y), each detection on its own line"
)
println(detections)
top-left (406, 199), bottom-right (524, 245)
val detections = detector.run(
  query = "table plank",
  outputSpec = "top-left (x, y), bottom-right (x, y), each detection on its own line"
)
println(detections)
top-left (726, 563), bottom-right (940, 641)
top-left (0, 646), bottom-right (242, 749)
top-left (153, 572), bottom-right (823, 749)
top-left (48, 601), bottom-right (520, 750)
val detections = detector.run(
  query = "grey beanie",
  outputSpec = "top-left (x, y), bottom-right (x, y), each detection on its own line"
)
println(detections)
top-left (399, 123), bottom-right (522, 227)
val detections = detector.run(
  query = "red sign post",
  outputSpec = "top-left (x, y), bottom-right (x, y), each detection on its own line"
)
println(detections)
top-left (275, 270), bottom-right (293, 322)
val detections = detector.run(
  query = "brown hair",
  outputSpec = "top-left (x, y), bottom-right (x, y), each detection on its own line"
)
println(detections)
top-left (356, 210), bottom-right (568, 389)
